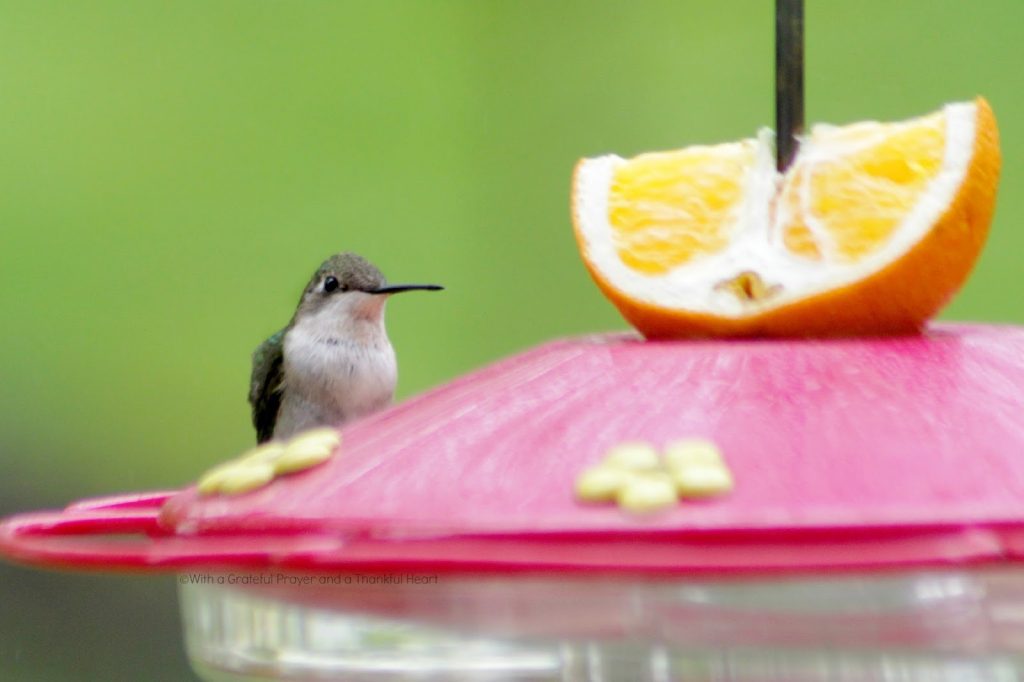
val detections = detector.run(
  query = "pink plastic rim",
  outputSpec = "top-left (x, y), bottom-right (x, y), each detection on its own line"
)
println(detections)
top-left (3, 491), bottom-right (1024, 575)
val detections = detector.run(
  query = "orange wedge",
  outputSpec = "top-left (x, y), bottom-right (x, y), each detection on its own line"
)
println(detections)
top-left (572, 98), bottom-right (1000, 338)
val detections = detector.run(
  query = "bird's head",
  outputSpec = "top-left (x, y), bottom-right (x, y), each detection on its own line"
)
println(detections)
top-left (293, 252), bottom-right (442, 327)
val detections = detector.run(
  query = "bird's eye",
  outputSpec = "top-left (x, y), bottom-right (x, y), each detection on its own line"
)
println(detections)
top-left (323, 276), bottom-right (340, 293)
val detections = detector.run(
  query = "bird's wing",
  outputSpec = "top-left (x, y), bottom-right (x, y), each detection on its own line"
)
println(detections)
top-left (249, 329), bottom-right (286, 443)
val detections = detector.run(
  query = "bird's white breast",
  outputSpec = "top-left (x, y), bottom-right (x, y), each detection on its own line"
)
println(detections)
top-left (276, 297), bottom-right (397, 438)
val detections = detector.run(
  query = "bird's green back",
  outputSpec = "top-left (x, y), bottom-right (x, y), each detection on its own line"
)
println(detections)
top-left (249, 329), bottom-right (286, 443)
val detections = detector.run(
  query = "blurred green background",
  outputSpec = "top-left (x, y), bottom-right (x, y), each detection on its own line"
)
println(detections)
top-left (1, 1), bottom-right (1022, 679)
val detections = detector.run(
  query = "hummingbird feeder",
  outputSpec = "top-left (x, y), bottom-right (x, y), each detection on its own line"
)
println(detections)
top-left (4, 3), bottom-right (1024, 681)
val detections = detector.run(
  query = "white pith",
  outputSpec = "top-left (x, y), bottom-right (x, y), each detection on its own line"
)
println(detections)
top-left (574, 102), bottom-right (976, 317)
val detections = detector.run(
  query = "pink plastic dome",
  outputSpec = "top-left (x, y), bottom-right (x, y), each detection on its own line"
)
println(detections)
top-left (3, 324), bottom-right (1024, 575)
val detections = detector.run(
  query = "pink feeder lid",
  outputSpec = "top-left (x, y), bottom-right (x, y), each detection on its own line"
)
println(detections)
top-left (3, 323), bottom-right (1024, 575)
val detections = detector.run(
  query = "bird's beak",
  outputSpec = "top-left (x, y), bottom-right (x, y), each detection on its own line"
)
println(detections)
top-left (370, 284), bottom-right (444, 295)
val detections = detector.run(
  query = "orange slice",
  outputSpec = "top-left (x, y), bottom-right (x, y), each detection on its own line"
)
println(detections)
top-left (572, 98), bottom-right (1000, 338)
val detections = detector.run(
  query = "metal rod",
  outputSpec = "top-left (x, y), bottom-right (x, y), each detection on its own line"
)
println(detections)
top-left (775, 0), bottom-right (804, 172)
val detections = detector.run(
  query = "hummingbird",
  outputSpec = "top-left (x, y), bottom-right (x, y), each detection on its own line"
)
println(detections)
top-left (248, 252), bottom-right (442, 443)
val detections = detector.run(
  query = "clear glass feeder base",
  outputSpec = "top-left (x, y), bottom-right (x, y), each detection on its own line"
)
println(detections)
top-left (180, 568), bottom-right (1024, 682)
